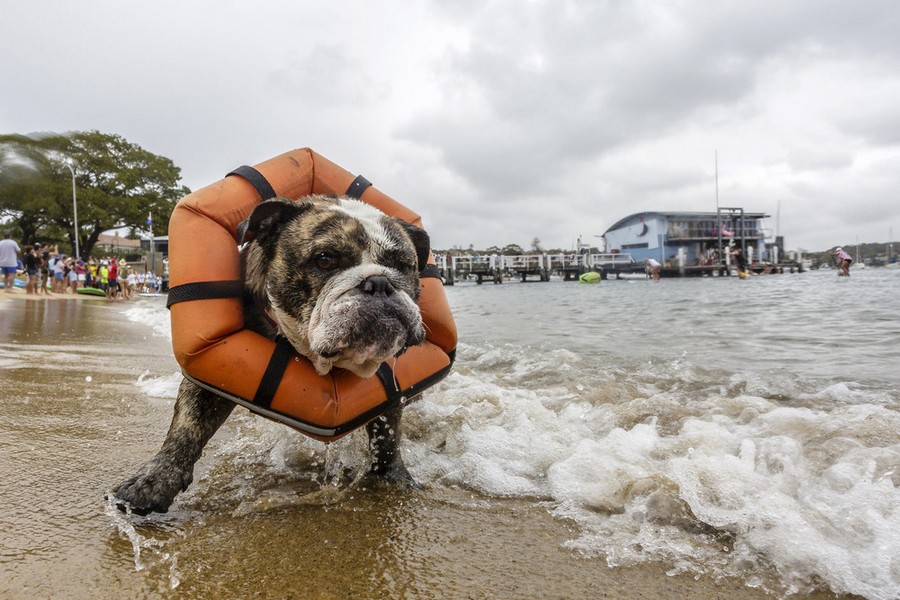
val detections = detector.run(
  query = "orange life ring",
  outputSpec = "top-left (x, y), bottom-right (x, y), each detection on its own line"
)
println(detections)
top-left (167, 148), bottom-right (457, 441)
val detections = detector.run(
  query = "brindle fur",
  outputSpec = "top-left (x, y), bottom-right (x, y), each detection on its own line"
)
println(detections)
top-left (111, 196), bottom-right (430, 515)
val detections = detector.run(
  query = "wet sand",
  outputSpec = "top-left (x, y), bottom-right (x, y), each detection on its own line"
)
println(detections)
top-left (0, 291), bottom-right (858, 599)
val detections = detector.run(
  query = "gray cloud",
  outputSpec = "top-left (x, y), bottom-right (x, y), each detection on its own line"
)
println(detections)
top-left (398, 0), bottom-right (900, 248)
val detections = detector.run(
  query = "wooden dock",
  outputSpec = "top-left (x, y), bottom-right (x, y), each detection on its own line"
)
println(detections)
top-left (437, 253), bottom-right (805, 284)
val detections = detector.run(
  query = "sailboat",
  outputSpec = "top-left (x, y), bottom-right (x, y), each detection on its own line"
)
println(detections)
top-left (855, 236), bottom-right (867, 270)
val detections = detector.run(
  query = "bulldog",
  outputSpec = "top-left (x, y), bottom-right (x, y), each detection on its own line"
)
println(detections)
top-left (110, 195), bottom-right (430, 515)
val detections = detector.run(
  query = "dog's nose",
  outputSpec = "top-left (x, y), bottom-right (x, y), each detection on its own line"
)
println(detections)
top-left (361, 275), bottom-right (394, 296)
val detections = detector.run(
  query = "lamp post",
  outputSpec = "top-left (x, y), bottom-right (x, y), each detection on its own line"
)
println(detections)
top-left (148, 213), bottom-right (154, 273)
top-left (62, 162), bottom-right (80, 258)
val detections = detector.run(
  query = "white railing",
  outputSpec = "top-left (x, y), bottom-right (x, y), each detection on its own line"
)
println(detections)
top-left (586, 253), bottom-right (635, 267)
top-left (435, 252), bottom-right (636, 284)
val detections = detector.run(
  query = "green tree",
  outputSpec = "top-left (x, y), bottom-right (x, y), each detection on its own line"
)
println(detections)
top-left (0, 131), bottom-right (189, 260)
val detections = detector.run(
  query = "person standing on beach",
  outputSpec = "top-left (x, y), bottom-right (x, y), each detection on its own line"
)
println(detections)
top-left (106, 258), bottom-right (119, 301)
top-left (98, 261), bottom-right (109, 293)
top-left (52, 255), bottom-right (66, 293)
top-left (75, 259), bottom-right (86, 289)
top-left (126, 268), bottom-right (137, 300)
top-left (66, 258), bottom-right (78, 292)
top-left (0, 231), bottom-right (20, 292)
top-left (118, 260), bottom-right (131, 300)
top-left (37, 243), bottom-right (51, 294)
top-left (88, 260), bottom-right (98, 288)
top-left (832, 247), bottom-right (852, 277)
top-left (22, 245), bottom-right (38, 294)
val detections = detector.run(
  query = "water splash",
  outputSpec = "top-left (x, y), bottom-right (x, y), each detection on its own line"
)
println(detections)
top-left (103, 496), bottom-right (181, 589)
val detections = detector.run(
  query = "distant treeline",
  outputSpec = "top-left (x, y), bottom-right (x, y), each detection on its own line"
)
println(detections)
top-left (805, 242), bottom-right (897, 267)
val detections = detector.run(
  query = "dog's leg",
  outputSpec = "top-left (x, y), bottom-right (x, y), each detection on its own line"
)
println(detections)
top-left (365, 405), bottom-right (418, 486)
top-left (109, 379), bottom-right (235, 515)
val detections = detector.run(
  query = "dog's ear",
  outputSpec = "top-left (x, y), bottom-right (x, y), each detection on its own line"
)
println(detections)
top-left (236, 218), bottom-right (253, 245)
top-left (394, 219), bottom-right (431, 272)
top-left (239, 198), bottom-right (310, 246)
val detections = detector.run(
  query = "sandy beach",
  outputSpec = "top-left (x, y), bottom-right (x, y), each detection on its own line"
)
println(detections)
top-left (0, 291), bottom-right (861, 599)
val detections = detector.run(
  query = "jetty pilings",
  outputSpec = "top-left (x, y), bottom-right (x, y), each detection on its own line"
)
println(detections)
top-left (437, 252), bottom-right (805, 284)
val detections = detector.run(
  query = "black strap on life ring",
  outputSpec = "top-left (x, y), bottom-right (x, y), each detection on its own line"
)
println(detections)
top-left (345, 175), bottom-right (372, 199)
top-left (343, 174), bottom-right (437, 282)
top-left (251, 340), bottom-right (416, 420)
top-left (166, 164), bottom-right (276, 310)
top-left (166, 280), bottom-right (244, 308)
top-left (227, 165), bottom-right (278, 201)
top-left (253, 335), bottom-right (296, 409)
top-left (375, 362), bottom-right (403, 404)
top-left (419, 264), bottom-right (440, 279)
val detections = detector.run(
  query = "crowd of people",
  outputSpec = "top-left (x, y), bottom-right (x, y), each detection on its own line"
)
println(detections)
top-left (0, 233), bottom-right (164, 300)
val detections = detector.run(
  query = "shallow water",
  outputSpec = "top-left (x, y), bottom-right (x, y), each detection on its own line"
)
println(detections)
top-left (1, 268), bottom-right (897, 599)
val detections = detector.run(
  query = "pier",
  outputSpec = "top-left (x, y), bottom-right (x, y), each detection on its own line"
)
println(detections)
top-left (437, 252), bottom-right (805, 285)
top-left (439, 253), bottom-right (634, 285)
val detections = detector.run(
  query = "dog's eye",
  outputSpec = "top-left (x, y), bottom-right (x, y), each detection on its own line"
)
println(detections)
top-left (313, 253), bottom-right (338, 270)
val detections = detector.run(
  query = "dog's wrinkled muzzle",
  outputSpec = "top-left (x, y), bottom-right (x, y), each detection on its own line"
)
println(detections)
top-left (360, 274), bottom-right (394, 297)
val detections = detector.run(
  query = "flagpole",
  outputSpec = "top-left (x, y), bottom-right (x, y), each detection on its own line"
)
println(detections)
top-left (715, 150), bottom-right (723, 271)
top-left (147, 212), bottom-right (154, 275)
top-left (715, 149), bottom-right (719, 212)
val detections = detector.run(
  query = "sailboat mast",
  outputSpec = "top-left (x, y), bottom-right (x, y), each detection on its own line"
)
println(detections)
top-left (715, 150), bottom-right (719, 212)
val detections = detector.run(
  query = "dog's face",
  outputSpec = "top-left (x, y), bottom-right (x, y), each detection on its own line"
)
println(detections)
top-left (240, 196), bottom-right (429, 378)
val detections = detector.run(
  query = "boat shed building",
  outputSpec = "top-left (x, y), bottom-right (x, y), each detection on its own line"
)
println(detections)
top-left (602, 209), bottom-right (776, 267)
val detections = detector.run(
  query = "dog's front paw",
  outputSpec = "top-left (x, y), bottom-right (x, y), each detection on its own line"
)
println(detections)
top-left (108, 457), bottom-right (193, 515)
top-left (366, 460), bottom-right (423, 490)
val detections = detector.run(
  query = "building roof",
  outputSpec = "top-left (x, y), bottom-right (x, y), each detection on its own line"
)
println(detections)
top-left (604, 210), bottom-right (770, 234)
top-left (96, 232), bottom-right (142, 248)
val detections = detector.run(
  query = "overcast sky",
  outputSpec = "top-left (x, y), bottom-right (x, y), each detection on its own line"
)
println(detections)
top-left (3, 0), bottom-right (899, 252)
